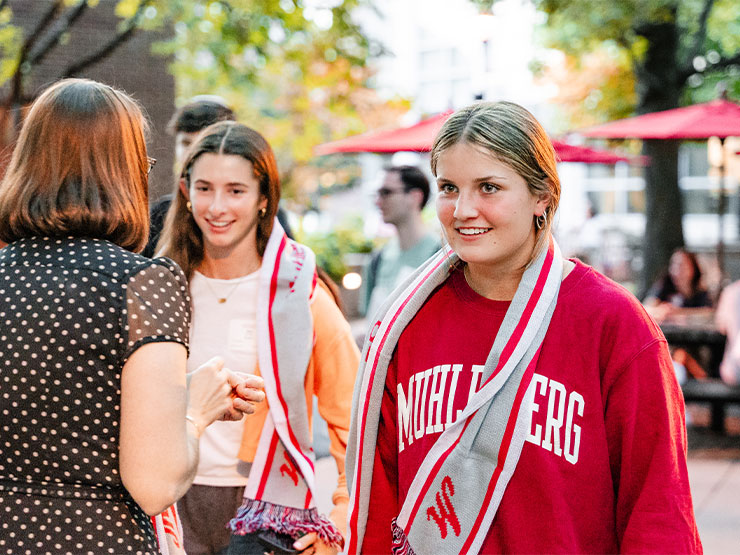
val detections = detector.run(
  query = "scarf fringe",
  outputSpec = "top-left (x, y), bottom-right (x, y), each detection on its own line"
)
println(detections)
top-left (391, 518), bottom-right (416, 555)
top-left (228, 498), bottom-right (344, 549)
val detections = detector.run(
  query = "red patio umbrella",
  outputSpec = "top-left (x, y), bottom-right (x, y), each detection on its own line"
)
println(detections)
top-left (581, 98), bottom-right (740, 272)
top-left (581, 99), bottom-right (740, 140)
top-left (316, 111), bottom-right (629, 164)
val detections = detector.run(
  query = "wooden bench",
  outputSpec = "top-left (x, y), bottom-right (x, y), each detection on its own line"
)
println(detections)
top-left (681, 379), bottom-right (740, 433)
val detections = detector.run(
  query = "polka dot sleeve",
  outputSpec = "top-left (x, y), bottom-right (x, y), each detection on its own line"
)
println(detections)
top-left (121, 258), bottom-right (191, 362)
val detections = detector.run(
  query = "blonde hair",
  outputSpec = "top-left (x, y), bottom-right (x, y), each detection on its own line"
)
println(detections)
top-left (431, 101), bottom-right (560, 264)
top-left (157, 121), bottom-right (280, 279)
top-left (0, 78), bottom-right (150, 251)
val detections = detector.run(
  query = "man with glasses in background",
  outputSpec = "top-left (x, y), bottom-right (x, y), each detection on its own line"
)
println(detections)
top-left (361, 165), bottom-right (440, 318)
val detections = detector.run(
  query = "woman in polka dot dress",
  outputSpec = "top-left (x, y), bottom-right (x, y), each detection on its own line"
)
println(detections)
top-left (0, 79), bottom-right (265, 555)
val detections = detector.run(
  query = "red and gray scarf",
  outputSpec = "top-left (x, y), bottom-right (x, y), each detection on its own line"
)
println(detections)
top-left (152, 506), bottom-right (184, 555)
top-left (228, 221), bottom-right (343, 548)
top-left (345, 237), bottom-right (563, 554)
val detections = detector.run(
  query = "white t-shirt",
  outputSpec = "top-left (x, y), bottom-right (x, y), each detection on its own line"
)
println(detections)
top-left (188, 270), bottom-right (259, 486)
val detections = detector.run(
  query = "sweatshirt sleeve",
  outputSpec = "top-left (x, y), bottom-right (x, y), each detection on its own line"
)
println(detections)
top-left (311, 283), bottom-right (361, 533)
top-left (603, 339), bottom-right (702, 553)
top-left (362, 355), bottom-right (400, 554)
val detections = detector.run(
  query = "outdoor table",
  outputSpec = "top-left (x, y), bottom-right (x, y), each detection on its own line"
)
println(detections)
top-left (657, 309), bottom-right (738, 432)
top-left (658, 309), bottom-right (726, 379)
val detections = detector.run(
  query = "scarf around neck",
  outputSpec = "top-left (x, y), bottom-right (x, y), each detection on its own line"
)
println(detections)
top-left (345, 237), bottom-right (563, 554)
top-left (228, 220), bottom-right (343, 548)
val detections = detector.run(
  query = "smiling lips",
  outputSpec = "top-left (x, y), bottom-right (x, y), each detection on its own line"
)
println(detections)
top-left (207, 219), bottom-right (233, 230)
top-left (457, 227), bottom-right (491, 236)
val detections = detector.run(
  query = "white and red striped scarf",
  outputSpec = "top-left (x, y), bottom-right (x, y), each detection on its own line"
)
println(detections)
top-left (152, 507), bottom-right (184, 555)
top-left (228, 221), bottom-right (343, 549)
top-left (345, 237), bottom-right (563, 554)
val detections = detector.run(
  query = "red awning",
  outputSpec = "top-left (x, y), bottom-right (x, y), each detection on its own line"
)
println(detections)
top-left (581, 99), bottom-right (740, 140)
top-left (316, 111), bottom-right (629, 164)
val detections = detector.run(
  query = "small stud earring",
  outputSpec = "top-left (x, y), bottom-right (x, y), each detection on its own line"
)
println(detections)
top-left (186, 201), bottom-right (192, 213)
top-left (259, 207), bottom-right (267, 217)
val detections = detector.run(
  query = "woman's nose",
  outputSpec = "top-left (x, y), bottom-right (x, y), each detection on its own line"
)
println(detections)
top-left (454, 191), bottom-right (477, 219)
top-left (209, 191), bottom-right (227, 214)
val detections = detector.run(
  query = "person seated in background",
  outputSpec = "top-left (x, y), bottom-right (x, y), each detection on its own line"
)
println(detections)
top-left (643, 247), bottom-right (712, 382)
top-left (361, 165), bottom-right (440, 318)
top-left (643, 247), bottom-right (712, 320)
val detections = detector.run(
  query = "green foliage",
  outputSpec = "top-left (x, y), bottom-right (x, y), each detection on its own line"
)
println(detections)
top-left (0, 0), bottom-right (401, 205)
top-left (146, 0), bottom-right (392, 201)
top-left (528, 0), bottom-right (739, 125)
top-left (296, 216), bottom-right (374, 283)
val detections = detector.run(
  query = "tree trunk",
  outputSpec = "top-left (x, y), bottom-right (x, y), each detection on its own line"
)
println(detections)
top-left (641, 139), bottom-right (684, 295)
top-left (633, 19), bottom-right (684, 297)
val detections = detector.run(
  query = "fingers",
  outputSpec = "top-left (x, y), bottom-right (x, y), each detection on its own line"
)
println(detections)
top-left (231, 397), bottom-right (256, 415)
top-left (234, 383), bottom-right (265, 403)
top-left (219, 405), bottom-right (244, 422)
top-left (227, 371), bottom-right (266, 403)
top-left (199, 356), bottom-right (225, 374)
top-left (294, 532), bottom-right (317, 552)
top-left (187, 357), bottom-right (234, 428)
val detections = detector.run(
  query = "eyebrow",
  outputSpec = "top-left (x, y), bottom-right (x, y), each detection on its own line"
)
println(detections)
top-left (437, 175), bottom-right (508, 183)
top-left (193, 178), bottom-right (250, 188)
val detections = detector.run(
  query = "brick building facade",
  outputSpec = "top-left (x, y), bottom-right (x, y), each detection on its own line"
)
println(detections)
top-left (1, 0), bottom-right (176, 199)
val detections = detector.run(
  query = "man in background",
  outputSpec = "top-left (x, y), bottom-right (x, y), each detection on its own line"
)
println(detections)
top-left (362, 165), bottom-right (440, 318)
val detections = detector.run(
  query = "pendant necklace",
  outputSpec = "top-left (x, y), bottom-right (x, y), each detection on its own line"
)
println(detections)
top-left (203, 276), bottom-right (244, 304)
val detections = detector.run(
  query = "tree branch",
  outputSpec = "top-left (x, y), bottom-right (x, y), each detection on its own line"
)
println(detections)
top-left (686, 0), bottom-right (715, 64)
top-left (709, 52), bottom-right (740, 71)
top-left (6, 0), bottom-right (63, 108)
top-left (62, 0), bottom-right (153, 77)
top-left (23, 0), bottom-right (64, 54)
top-left (677, 52), bottom-right (740, 86)
top-left (26, 0), bottom-right (89, 67)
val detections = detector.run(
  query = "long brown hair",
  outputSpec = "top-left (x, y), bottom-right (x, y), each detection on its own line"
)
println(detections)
top-left (0, 78), bottom-right (150, 251)
top-left (157, 121), bottom-right (280, 278)
top-left (431, 101), bottom-right (561, 266)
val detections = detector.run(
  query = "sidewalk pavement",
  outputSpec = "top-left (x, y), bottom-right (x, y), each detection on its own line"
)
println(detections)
top-left (688, 455), bottom-right (740, 553)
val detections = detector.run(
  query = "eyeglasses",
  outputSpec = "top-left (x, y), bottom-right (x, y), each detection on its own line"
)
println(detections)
top-left (147, 157), bottom-right (157, 175)
top-left (376, 187), bottom-right (406, 198)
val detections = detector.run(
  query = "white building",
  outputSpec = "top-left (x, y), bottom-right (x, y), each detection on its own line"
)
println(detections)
top-left (316, 0), bottom-right (740, 288)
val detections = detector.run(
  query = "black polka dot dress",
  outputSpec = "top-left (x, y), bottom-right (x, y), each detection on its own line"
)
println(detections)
top-left (0, 237), bottom-right (190, 555)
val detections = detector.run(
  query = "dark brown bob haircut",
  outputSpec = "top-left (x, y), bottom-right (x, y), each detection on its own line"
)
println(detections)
top-left (157, 121), bottom-right (280, 279)
top-left (0, 78), bottom-right (150, 251)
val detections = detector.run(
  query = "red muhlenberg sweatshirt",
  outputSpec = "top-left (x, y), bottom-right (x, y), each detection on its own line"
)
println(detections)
top-left (364, 261), bottom-right (702, 554)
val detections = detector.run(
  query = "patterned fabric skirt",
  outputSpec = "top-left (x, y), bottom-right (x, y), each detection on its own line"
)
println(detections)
top-left (0, 487), bottom-right (158, 555)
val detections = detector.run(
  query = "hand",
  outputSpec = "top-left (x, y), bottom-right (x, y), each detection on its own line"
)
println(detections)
top-left (644, 301), bottom-right (675, 323)
top-left (220, 371), bottom-right (265, 421)
top-left (186, 357), bottom-right (233, 433)
top-left (293, 533), bottom-right (338, 555)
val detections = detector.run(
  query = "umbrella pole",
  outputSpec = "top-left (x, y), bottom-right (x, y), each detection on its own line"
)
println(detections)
top-left (717, 137), bottom-right (727, 282)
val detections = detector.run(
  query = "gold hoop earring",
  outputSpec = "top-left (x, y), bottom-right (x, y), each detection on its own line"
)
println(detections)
top-left (186, 201), bottom-right (192, 213)
top-left (259, 207), bottom-right (267, 218)
top-left (535, 212), bottom-right (547, 231)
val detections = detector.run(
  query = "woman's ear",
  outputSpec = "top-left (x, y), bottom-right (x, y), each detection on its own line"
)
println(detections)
top-left (535, 194), bottom-right (551, 217)
top-left (534, 180), bottom-right (553, 216)
top-left (179, 178), bottom-right (189, 200)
